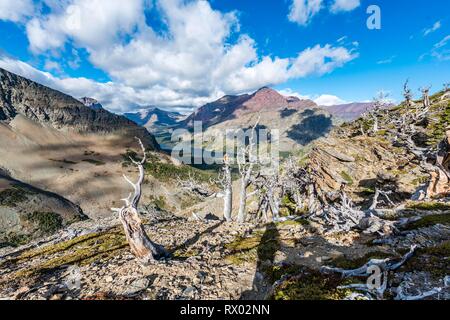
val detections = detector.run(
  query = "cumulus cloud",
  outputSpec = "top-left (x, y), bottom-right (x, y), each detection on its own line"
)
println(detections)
top-left (290, 44), bottom-right (358, 77)
top-left (0, 0), bottom-right (358, 112)
top-left (314, 94), bottom-right (347, 106)
top-left (288, 0), bottom-right (323, 26)
top-left (0, 0), bottom-right (34, 22)
top-left (279, 88), bottom-right (347, 106)
top-left (288, 0), bottom-right (360, 26)
top-left (330, 0), bottom-right (361, 13)
top-left (278, 88), bottom-right (311, 100)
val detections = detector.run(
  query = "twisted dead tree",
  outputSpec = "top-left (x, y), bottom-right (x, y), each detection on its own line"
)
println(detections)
top-left (217, 154), bottom-right (233, 221)
top-left (419, 86), bottom-right (431, 115)
top-left (112, 138), bottom-right (168, 264)
top-left (388, 97), bottom-right (449, 199)
top-left (321, 245), bottom-right (417, 300)
top-left (176, 171), bottom-right (214, 198)
top-left (366, 91), bottom-right (390, 134)
top-left (253, 173), bottom-right (283, 222)
top-left (237, 118), bottom-right (260, 223)
top-left (281, 157), bottom-right (319, 214)
top-left (403, 79), bottom-right (414, 108)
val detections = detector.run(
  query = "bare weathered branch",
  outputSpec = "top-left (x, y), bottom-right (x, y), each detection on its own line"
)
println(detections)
top-left (112, 138), bottom-right (167, 264)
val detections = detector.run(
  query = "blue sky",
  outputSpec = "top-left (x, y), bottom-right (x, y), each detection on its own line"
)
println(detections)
top-left (0, 0), bottom-right (449, 113)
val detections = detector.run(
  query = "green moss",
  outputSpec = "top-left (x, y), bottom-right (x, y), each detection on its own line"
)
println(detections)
top-left (149, 195), bottom-right (168, 211)
top-left (402, 241), bottom-right (450, 279)
top-left (330, 251), bottom-right (394, 270)
top-left (4, 227), bottom-right (127, 278)
top-left (340, 171), bottom-right (354, 186)
top-left (276, 219), bottom-right (309, 227)
top-left (375, 129), bottom-right (388, 136)
top-left (0, 233), bottom-right (30, 248)
top-left (403, 214), bottom-right (450, 230)
top-left (271, 269), bottom-right (353, 300)
top-left (25, 212), bottom-right (63, 234)
top-left (411, 176), bottom-right (430, 186)
top-left (0, 186), bottom-right (30, 207)
top-left (82, 159), bottom-right (105, 166)
top-left (172, 247), bottom-right (202, 258)
top-left (406, 202), bottom-right (450, 211)
top-left (225, 226), bottom-right (280, 266)
top-left (426, 102), bottom-right (450, 146)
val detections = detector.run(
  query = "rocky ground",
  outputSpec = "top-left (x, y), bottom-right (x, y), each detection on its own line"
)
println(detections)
top-left (0, 201), bottom-right (448, 300)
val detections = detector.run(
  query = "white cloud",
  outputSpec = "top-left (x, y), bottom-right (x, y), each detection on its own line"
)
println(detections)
top-left (330, 0), bottom-right (361, 13)
top-left (420, 35), bottom-right (450, 61)
top-left (423, 21), bottom-right (441, 36)
top-left (279, 88), bottom-right (311, 100)
top-left (0, 0), bottom-right (358, 112)
top-left (43, 60), bottom-right (63, 74)
top-left (377, 55), bottom-right (396, 65)
top-left (0, 0), bottom-right (34, 22)
top-left (279, 88), bottom-right (347, 106)
top-left (288, 0), bottom-right (323, 26)
top-left (289, 44), bottom-right (358, 77)
top-left (25, 0), bottom-right (146, 53)
top-left (431, 35), bottom-right (450, 60)
top-left (314, 94), bottom-right (347, 106)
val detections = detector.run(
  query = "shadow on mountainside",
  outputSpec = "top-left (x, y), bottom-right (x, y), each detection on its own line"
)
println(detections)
top-left (287, 110), bottom-right (333, 145)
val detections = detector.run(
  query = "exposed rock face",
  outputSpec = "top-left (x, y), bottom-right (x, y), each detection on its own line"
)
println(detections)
top-left (426, 128), bottom-right (450, 198)
top-left (0, 68), bottom-right (159, 150)
top-left (184, 87), bottom-right (317, 129)
top-left (79, 97), bottom-right (104, 111)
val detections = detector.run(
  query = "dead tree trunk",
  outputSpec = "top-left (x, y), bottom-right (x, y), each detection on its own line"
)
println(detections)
top-left (112, 138), bottom-right (167, 264)
top-left (419, 86), bottom-right (431, 114)
top-left (403, 79), bottom-right (413, 108)
top-left (237, 118), bottom-right (259, 223)
top-left (219, 154), bottom-right (233, 221)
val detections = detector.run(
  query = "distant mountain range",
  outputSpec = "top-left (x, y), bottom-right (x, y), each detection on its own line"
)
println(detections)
top-left (324, 102), bottom-right (374, 121)
top-left (121, 87), bottom-right (382, 152)
top-left (124, 107), bottom-right (185, 133)
top-left (183, 87), bottom-right (317, 129)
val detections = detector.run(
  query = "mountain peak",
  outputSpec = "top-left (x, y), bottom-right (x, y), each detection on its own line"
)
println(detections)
top-left (79, 97), bottom-right (103, 110)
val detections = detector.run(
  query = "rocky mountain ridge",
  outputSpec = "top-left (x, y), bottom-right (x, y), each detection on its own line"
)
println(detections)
top-left (0, 68), bottom-right (158, 149)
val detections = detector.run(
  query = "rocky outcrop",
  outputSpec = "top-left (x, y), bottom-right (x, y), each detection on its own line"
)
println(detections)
top-left (79, 97), bottom-right (104, 111)
top-left (0, 173), bottom-right (86, 247)
top-left (0, 68), bottom-right (159, 150)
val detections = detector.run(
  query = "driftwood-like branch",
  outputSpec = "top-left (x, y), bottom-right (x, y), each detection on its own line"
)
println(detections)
top-left (112, 137), bottom-right (167, 264)
top-left (394, 283), bottom-right (442, 300)
top-left (177, 172), bottom-right (214, 198)
top-left (321, 245), bottom-right (417, 277)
